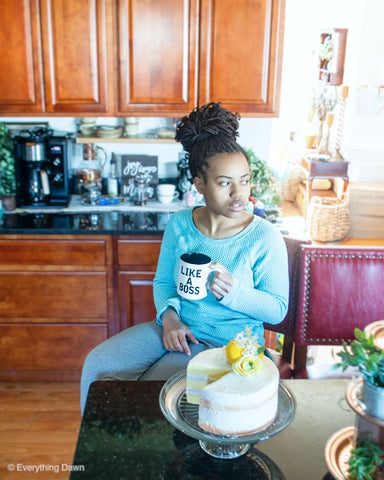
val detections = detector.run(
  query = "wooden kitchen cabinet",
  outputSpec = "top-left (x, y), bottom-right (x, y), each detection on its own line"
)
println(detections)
top-left (199, 0), bottom-right (285, 116)
top-left (0, 0), bottom-right (284, 116)
top-left (0, 235), bottom-right (114, 381)
top-left (117, 0), bottom-right (284, 116)
top-left (39, 0), bottom-right (113, 114)
top-left (116, 236), bottom-right (162, 330)
top-left (117, 0), bottom-right (199, 115)
top-left (0, 234), bottom-right (163, 382)
top-left (0, 0), bottom-right (45, 113)
top-left (0, 0), bottom-right (113, 115)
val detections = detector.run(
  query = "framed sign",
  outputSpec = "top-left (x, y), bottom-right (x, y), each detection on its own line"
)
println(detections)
top-left (120, 154), bottom-right (158, 200)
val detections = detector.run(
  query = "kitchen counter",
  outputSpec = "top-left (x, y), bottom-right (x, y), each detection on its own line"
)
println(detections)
top-left (0, 196), bottom-right (291, 236)
top-left (0, 196), bottom-right (187, 235)
top-left (0, 210), bottom-right (173, 235)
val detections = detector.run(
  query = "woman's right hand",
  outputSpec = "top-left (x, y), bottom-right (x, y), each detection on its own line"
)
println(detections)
top-left (161, 307), bottom-right (198, 355)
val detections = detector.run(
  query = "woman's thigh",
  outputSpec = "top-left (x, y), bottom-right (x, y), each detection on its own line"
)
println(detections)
top-left (140, 338), bottom-right (222, 380)
top-left (82, 320), bottom-right (166, 381)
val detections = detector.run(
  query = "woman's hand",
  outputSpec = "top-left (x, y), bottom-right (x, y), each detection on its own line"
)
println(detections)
top-left (161, 307), bottom-right (198, 355)
top-left (209, 262), bottom-right (234, 299)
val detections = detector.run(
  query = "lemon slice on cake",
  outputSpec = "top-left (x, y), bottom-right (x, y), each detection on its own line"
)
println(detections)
top-left (225, 339), bottom-right (244, 364)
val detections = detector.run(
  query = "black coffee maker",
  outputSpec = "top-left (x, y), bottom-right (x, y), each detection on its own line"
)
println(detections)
top-left (14, 127), bottom-right (71, 208)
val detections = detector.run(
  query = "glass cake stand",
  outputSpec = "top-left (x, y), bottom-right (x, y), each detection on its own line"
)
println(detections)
top-left (159, 371), bottom-right (296, 460)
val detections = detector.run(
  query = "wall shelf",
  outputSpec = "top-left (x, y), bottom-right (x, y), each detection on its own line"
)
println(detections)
top-left (76, 136), bottom-right (177, 144)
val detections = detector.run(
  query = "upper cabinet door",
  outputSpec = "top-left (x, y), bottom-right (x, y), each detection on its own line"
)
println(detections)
top-left (0, 0), bottom-right (44, 113)
top-left (40, 0), bottom-right (112, 114)
top-left (117, 0), bottom-right (199, 115)
top-left (199, 0), bottom-right (285, 116)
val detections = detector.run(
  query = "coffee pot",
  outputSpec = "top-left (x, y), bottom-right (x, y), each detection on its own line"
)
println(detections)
top-left (76, 144), bottom-right (107, 204)
top-left (14, 127), bottom-right (53, 206)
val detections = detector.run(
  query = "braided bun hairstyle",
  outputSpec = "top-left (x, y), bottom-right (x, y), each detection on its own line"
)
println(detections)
top-left (175, 102), bottom-right (248, 179)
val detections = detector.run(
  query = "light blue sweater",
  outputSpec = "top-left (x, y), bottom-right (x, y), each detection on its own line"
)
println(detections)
top-left (153, 208), bottom-right (289, 346)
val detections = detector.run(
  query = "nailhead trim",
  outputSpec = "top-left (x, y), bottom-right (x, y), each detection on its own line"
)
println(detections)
top-left (301, 250), bottom-right (384, 343)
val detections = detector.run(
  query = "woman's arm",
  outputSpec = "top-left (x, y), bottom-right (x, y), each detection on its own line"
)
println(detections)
top-left (215, 233), bottom-right (289, 325)
top-left (153, 217), bottom-right (181, 322)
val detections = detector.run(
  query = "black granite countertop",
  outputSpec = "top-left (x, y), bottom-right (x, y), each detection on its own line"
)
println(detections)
top-left (70, 379), bottom-right (354, 480)
top-left (0, 195), bottom-right (291, 236)
top-left (0, 210), bottom-right (170, 235)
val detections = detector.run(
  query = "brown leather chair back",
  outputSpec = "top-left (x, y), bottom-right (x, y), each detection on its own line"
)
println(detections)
top-left (294, 245), bottom-right (384, 375)
top-left (264, 236), bottom-right (310, 367)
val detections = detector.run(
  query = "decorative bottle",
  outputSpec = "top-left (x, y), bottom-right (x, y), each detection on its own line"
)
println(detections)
top-left (107, 157), bottom-right (119, 198)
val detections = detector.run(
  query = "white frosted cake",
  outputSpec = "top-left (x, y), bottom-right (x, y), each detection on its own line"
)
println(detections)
top-left (186, 327), bottom-right (280, 436)
top-left (186, 347), bottom-right (231, 404)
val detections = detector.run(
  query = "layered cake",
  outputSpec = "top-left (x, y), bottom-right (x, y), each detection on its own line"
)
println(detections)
top-left (186, 347), bottom-right (231, 404)
top-left (186, 327), bottom-right (279, 436)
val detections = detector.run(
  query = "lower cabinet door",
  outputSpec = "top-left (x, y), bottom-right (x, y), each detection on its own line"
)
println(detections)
top-left (118, 271), bottom-right (157, 330)
top-left (0, 324), bottom-right (108, 381)
top-left (0, 272), bottom-right (108, 319)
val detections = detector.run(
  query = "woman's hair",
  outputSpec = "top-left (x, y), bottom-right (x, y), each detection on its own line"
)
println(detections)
top-left (175, 102), bottom-right (248, 179)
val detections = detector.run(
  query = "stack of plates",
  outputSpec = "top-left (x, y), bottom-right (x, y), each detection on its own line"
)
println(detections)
top-left (95, 126), bottom-right (123, 139)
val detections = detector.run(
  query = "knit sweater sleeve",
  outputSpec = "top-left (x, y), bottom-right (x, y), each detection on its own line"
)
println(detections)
top-left (153, 214), bottom-right (181, 324)
top-left (219, 228), bottom-right (288, 325)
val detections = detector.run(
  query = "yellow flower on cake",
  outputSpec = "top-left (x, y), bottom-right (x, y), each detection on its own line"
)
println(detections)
top-left (225, 325), bottom-right (265, 375)
top-left (233, 355), bottom-right (262, 376)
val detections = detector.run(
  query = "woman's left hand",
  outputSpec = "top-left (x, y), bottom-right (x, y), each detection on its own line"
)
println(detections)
top-left (209, 262), bottom-right (233, 299)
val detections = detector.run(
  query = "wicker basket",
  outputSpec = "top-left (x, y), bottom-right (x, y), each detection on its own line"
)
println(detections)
top-left (281, 165), bottom-right (307, 201)
top-left (309, 196), bottom-right (350, 242)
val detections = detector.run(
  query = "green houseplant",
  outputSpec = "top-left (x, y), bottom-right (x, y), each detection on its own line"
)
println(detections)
top-left (0, 123), bottom-right (16, 210)
top-left (348, 435), bottom-right (384, 480)
top-left (334, 328), bottom-right (384, 387)
top-left (334, 327), bottom-right (384, 419)
top-left (243, 147), bottom-right (280, 212)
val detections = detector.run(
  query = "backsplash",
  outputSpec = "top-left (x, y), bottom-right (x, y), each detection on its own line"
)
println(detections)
top-left (1, 116), bottom-right (273, 180)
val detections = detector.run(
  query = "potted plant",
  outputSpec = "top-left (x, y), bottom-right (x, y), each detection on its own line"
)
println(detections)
top-left (348, 434), bottom-right (384, 480)
top-left (0, 123), bottom-right (16, 211)
top-left (243, 147), bottom-right (280, 218)
top-left (334, 327), bottom-right (384, 419)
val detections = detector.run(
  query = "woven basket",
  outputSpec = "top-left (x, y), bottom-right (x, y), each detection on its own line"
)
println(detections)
top-left (309, 196), bottom-right (350, 242)
top-left (281, 165), bottom-right (307, 201)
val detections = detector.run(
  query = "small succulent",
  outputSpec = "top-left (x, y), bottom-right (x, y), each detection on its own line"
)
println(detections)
top-left (333, 328), bottom-right (384, 387)
top-left (348, 435), bottom-right (384, 480)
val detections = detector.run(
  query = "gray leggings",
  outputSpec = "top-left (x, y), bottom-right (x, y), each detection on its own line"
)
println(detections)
top-left (80, 320), bottom-right (221, 413)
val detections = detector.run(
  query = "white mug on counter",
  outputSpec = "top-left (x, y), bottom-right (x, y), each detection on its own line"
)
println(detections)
top-left (177, 252), bottom-right (213, 300)
top-left (157, 184), bottom-right (178, 204)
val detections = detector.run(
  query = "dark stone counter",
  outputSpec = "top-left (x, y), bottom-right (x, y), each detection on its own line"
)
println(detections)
top-left (70, 379), bottom-right (354, 480)
top-left (0, 210), bottom-right (170, 235)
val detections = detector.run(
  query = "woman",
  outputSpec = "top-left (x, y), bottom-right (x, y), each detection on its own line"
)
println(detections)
top-left (80, 103), bottom-right (288, 412)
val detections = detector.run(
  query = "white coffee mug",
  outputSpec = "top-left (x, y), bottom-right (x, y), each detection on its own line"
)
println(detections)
top-left (158, 184), bottom-right (176, 196)
top-left (158, 192), bottom-right (178, 204)
top-left (177, 252), bottom-right (212, 300)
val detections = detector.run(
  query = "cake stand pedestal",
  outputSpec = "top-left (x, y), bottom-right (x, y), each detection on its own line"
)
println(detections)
top-left (159, 371), bottom-right (296, 460)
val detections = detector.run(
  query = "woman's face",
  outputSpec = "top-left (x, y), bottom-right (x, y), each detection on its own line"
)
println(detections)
top-left (195, 153), bottom-right (251, 218)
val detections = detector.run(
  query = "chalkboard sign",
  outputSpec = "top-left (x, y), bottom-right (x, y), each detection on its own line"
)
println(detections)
top-left (120, 154), bottom-right (158, 200)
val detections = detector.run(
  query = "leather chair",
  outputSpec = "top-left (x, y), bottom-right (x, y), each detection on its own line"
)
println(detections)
top-left (293, 245), bottom-right (384, 378)
top-left (264, 236), bottom-right (310, 379)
